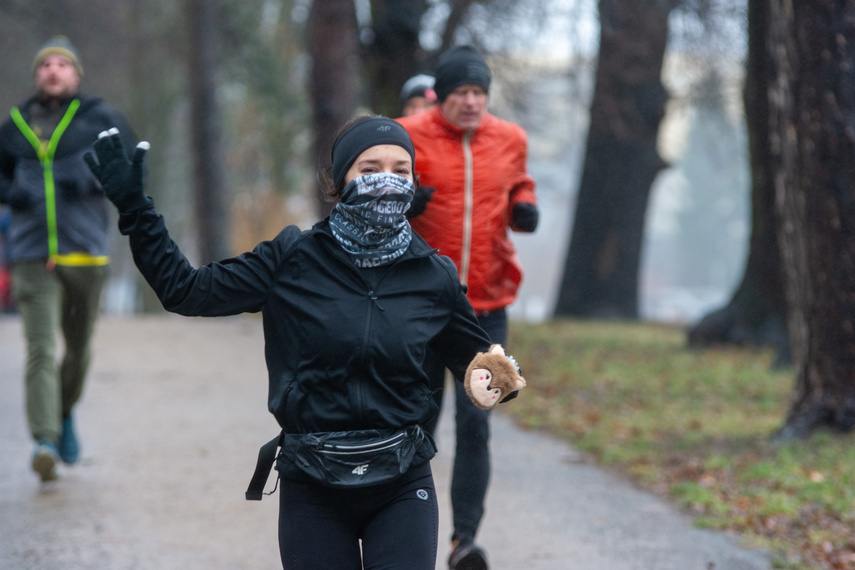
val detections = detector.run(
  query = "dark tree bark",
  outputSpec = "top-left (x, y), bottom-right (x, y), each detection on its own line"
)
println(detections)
top-left (687, 0), bottom-right (790, 367)
top-left (187, 0), bottom-right (230, 262)
top-left (365, 0), bottom-right (427, 118)
top-left (438, 0), bottom-right (479, 53)
top-left (308, 0), bottom-right (359, 218)
top-left (360, 0), bottom-right (496, 118)
top-left (554, 0), bottom-right (677, 319)
top-left (770, 0), bottom-right (855, 440)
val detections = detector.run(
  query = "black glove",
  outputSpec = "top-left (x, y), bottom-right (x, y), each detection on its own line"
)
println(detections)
top-left (500, 353), bottom-right (523, 403)
top-left (83, 128), bottom-right (152, 214)
top-left (5, 188), bottom-right (35, 211)
top-left (406, 186), bottom-right (435, 219)
top-left (511, 202), bottom-right (539, 232)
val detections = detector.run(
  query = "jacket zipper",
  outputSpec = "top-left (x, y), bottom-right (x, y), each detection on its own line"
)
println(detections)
top-left (355, 292), bottom-right (374, 423)
top-left (356, 285), bottom-right (387, 423)
top-left (460, 131), bottom-right (474, 285)
top-left (335, 248), bottom-right (404, 424)
top-left (317, 431), bottom-right (406, 454)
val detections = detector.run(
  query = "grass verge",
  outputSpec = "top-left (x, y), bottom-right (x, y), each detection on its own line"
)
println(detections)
top-left (505, 319), bottom-right (855, 570)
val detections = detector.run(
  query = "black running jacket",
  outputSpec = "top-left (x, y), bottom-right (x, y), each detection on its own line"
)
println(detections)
top-left (119, 207), bottom-right (493, 434)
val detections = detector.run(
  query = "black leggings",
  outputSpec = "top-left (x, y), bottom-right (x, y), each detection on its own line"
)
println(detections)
top-left (277, 462), bottom-right (438, 569)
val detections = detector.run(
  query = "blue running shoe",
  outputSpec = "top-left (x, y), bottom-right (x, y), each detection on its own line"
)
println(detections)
top-left (32, 439), bottom-right (59, 482)
top-left (59, 414), bottom-right (80, 464)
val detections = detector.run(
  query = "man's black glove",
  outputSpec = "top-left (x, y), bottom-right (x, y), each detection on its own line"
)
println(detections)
top-left (406, 186), bottom-right (436, 220)
top-left (5, 188), bottom-right (35, 211)
top-left (83, 128), bottom-right (152, 214)
top-left (511, 202), bottom-right (539, 232)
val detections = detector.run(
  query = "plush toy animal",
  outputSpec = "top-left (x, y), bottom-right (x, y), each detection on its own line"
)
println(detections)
top-left (464, 344), bottom-right (526, 409)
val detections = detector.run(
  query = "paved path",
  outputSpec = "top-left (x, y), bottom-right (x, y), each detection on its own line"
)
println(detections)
top-left (0, 315), bottom-right (772, 569)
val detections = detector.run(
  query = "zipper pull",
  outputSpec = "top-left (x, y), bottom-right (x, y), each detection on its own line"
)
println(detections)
top-left (368, 291), bottom-right (386, 311)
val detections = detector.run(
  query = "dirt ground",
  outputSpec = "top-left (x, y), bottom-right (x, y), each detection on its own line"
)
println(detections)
top-left (0, 315), bottom-right (772, 569)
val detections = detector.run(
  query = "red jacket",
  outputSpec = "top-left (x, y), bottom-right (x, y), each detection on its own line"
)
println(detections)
top-left (397, 106), bottom-right (537, 313)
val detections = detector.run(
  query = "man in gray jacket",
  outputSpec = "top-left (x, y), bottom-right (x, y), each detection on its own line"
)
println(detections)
top-left (0, 36), bottom-right (136, 482)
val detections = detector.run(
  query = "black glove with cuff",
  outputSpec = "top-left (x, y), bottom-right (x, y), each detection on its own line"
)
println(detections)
top-left (84, 128), bottom-right (152, 214)
top-left (500, 353), bottom-right (523, 403)
top-left (406, 186), bottom-right (436, 220)
top-left (511, 202), bottom-right (539, 232)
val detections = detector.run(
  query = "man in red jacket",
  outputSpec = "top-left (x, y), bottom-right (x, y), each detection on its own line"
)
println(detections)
top-left (397, 45), bottom-right (539, 570)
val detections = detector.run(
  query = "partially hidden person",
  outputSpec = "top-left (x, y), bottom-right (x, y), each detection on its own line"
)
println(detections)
top-left (400, 73), bottom-right (438, 117)
top-left (397, 45), bottom-right (539, 570)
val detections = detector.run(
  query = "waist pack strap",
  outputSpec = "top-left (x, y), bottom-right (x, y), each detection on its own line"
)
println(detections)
top-left (246, 431), bottom-right (283, 501)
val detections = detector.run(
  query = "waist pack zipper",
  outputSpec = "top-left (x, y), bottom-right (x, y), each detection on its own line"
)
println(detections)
top-left (316, 431), bottom-right (407, 455)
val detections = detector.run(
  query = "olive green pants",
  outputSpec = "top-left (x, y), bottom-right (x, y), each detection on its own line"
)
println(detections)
top-left (11, 261), bottom-right (107, 443)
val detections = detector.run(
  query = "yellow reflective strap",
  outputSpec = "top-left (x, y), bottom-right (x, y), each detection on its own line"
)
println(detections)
top-left (52, 252), bottom-right (110, 266)
top-left (10, 100), bottom-right (82, 260)
top-left (10, 107), bottom-right (46, 160)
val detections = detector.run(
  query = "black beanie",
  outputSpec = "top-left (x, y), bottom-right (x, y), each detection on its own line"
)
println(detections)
top-left (433, 45), bottom-right (491, 102)
top-left (331, 116), bottom-right (415, 191)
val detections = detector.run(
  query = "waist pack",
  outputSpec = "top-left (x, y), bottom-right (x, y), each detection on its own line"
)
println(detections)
top-left (246, 425), bottom-right (435, 500)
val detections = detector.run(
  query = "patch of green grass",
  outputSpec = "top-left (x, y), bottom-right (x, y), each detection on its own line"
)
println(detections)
top-left (505, 319), bottom-right (855, 570)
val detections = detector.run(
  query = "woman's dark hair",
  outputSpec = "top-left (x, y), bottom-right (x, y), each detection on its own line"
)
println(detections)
top-left (319, 116), bottom-right (375, 200)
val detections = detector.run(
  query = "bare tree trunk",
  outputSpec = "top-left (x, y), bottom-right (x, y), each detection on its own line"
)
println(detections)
top-left (187, 0), bottom-right (230, 262)
top-left (771, 0), bottom-right (855, 440)
top-left (308, 0), bottom-right (358, 218)
top-left (361, 0), bottom-right (498, 115)
top-left (554, 0), bottom-right (676, 319)
top-left (439, 0), bottom-right (478, 53)
top-left (128, 0), bottom-right (168, 313)
top-left (687, 0), bottom-right (790, 367)
top-left (365, 0), bottom-right (427, 117)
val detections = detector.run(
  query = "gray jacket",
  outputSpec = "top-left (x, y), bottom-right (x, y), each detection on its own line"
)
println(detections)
top-left (0, 94), bottom-right (135, 264)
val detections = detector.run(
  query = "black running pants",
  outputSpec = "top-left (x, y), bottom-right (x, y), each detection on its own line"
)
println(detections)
top-left (277, 462), bottom-right (438, 569)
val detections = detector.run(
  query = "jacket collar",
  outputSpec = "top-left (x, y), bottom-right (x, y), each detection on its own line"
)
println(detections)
top-left (18, 92), bottom-right (99, 119)
top-left (35, 92), bottom-right (78, 109)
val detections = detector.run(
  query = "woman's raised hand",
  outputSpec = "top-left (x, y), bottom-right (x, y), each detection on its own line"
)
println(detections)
top-left (84, 128), bottom-right (152, 214)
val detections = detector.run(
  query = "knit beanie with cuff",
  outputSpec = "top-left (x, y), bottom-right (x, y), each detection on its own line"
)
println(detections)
top-left (32, 35), bottom-right (83, 76)
top-left (433, 45), bottom-right (490, 102)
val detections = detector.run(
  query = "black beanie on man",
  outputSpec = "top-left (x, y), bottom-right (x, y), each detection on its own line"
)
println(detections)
top-left (433, 45), bottom-right (491, 102)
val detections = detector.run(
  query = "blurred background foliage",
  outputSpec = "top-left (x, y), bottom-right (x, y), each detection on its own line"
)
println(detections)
top-left (0, 0), bottom-right (748, 324)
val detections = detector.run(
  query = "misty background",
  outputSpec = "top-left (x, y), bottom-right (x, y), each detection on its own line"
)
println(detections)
top-left (0, 0), bottom-right (750, 325)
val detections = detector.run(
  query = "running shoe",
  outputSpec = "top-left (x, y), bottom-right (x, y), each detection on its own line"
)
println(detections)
top-left (59, 414), bottom-right (80, 464)
top-left (448, 541), bottom-right (488, 570)
top-left (32, 439), bottom-right (59, 482)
